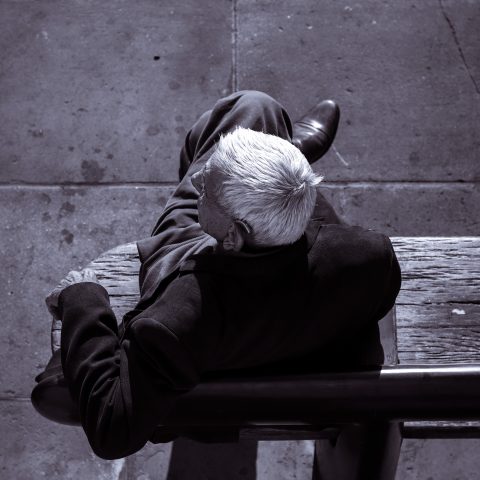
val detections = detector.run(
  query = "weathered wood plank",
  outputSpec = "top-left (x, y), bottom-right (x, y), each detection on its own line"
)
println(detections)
top-left (83, 237), bottom-right (480, 307)
top-left (391, 238), bottom-right (480, 364)
top-left (392, 237), bottom-right (480, 305)
top-left (52, 237), bottom-right (480, 358)
top-left (397, 326), bottom-right (480, 364)
top-left (396, 304), bottom-right (480, 327)
top-left (403, 421), bottom-right (480, 439)
top-left (396, 304), bottom-right (480, 364)
top-left (58, 237), bottom-right (480, 357)
top-left (87, 244), bottom-right (140, 323)
top-left (87, 244), bottom-right (140, 297)
top-left (51, 244), bottom-right (140, 352)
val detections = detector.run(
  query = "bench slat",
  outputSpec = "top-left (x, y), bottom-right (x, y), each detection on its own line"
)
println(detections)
top-left (80, 237), bottom-right (480, 364)
top-left (403, 421), bottom-right (480, 439)
top-left (392, 238), bottom-right (480, 364)
top-left (85, 236), bottom-right (480, 310)
top-left (392, 237), bottom-right (480, 305)
top-left (396, 305), bottom-right (480, 363)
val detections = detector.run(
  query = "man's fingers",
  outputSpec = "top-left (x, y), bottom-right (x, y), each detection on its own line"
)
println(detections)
top-left (64, 269), bottom-right (98, 284)
top-left (81, 268), bottom-right (98, 283)
top-left (45, 288), bottom-right (63, 319)
top-left (57, 269), bottom-right (97, 289)
top-left (51, 317), bottom-right (62, 354)
top-left (64, 270), bottom-right (83, 285)
top-left (46, 268), bottom-right (100, 320)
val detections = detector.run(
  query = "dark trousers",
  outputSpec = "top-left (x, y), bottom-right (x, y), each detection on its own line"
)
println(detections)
top-left (152, 90), bottom-right (342, 237)
top-left (178, 90), bottom-right (294, 181)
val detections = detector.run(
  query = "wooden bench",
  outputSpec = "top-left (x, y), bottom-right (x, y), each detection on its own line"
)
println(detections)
top-left (49, 237), bottom-right (480, 479)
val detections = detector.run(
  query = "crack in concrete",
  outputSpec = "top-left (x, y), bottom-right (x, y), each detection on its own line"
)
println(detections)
top-left (232, 0), bottom-right (238, 92)
top-left (438, 0), bottom-right (480, 95)
top-left (332, 145), bottom-right (349, 167)
top-left (111, 457), bottom-right (126, 479)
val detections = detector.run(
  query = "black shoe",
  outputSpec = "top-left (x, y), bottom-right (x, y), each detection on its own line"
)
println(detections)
top-left (292, 100), bottom-right (340, 164)
top-left (31, 350), bottom-right (81, 426)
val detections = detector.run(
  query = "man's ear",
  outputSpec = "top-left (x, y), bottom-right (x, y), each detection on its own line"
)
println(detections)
top-left (222, 221), bottom-right (246, 252)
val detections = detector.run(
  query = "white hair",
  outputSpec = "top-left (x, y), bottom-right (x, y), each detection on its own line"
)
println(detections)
top-left (208, 127), bottom-right (323, 247)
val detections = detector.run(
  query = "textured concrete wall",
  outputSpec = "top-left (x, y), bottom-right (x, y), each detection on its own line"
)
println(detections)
top-left (1, 0), bottom-right (479, 478)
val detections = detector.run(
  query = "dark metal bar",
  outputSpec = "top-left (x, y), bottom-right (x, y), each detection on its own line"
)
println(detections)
top-left (161, 364), bottom-right (480, 427)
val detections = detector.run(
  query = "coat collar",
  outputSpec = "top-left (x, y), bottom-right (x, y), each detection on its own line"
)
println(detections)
top-left (178, 217), bottom-right (323, 277)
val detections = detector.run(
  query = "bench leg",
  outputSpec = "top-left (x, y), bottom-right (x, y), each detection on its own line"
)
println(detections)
top-left (312, 422), bottom-right (403, 480)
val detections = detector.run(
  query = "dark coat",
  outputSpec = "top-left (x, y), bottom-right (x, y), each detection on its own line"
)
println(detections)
top-left (58, 188), bottom-right (401, 459)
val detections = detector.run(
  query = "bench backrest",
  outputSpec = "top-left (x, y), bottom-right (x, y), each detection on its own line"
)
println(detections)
top-left (68, 237), bottom-right (479, 367)
top-left (47, 237), bottom-right (480, 434)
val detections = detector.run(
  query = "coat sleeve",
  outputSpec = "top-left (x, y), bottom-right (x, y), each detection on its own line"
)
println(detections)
top-left (59, 282), bottom-right (198, 460)
top-left (373, 234), bottom-right (402, 321)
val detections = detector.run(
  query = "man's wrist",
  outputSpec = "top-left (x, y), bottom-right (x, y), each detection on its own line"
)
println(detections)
top-left (57, 282), bottom-right (109, 318)
top-left (46, 268), bottom-right (101, 320)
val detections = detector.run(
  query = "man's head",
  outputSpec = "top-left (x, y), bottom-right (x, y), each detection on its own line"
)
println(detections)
top-left (191, 127), bottom-right (323, 251)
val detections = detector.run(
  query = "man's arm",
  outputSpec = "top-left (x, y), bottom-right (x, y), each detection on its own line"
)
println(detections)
top-left (56, 279), bottom-right (198, 460)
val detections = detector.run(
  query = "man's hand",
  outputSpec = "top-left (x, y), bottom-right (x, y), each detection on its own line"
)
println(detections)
top-left (46, 268), bottom-right (99, 320)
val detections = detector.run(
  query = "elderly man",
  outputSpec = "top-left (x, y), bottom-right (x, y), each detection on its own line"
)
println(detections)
top-left (32, 90), bottom-right (401, 460)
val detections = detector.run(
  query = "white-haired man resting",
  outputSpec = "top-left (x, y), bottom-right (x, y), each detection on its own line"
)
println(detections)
top-left (34, 90), bottom-right (401, 460)
top-left (192, 127), bottom-right (322, 250)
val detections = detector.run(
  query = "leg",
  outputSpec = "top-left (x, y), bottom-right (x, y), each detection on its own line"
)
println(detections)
top-left (312, 422), bottom-right (402, 480)
top-left (152, 90), bottom-right (293, 235)
top-left (152, 90), bottom-right (343, 238)
top-left (31, 349), bottom-right (81, 426)
top-left (311, 283), bottom-right (401, 479)
top-left (178, 90), bottom-right (293, 181)
top-left (178, 109), bottom-right (212, 181)
top-left (177, 91), bottom-right (344, 230)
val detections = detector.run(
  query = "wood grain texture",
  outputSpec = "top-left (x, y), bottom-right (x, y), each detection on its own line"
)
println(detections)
top-left (52, 237), bottom-right (480, 363)
top-left (393, 237), bottom-right (480, 305)
top-left (392, 237), bottom-right (480, 364)
top-left (51, 243), bottom-right (139, 353)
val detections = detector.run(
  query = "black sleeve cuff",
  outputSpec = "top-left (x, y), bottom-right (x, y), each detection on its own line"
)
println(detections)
top-left (58, 282), bottom-right (110, 316)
